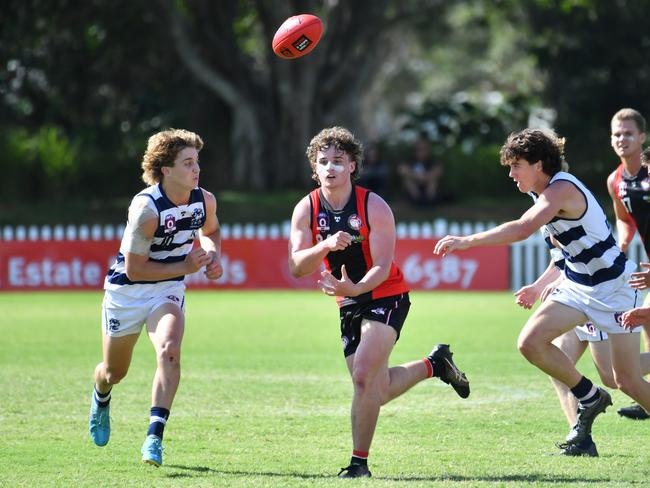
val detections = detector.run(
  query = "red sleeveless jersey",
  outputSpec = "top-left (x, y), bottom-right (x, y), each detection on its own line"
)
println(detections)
top-left (309, 185), bottom-right (409, 306)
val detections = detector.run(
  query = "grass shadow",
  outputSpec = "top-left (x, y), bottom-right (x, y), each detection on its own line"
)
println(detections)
top-left (166, 464), bottom-right (618, 484)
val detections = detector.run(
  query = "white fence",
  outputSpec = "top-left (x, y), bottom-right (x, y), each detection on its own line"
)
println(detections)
top-left (2, 221), bottom-right (646, 290)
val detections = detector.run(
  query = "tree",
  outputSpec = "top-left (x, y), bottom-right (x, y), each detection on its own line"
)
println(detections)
top-left (157, 0), bottom-right (450, 190)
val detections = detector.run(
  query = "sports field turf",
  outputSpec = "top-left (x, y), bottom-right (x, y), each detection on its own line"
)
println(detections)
top-left (1, 290), bottom-right (649, 487)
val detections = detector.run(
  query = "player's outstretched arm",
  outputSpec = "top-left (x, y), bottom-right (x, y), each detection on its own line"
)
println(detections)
top-left (434, 183), bottom-right (568, 257)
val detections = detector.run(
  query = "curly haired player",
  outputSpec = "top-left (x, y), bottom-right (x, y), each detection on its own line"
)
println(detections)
top-left (89, 129), bottom-right (223, 466)
top-left (289, 126), bottom-right (470, 478)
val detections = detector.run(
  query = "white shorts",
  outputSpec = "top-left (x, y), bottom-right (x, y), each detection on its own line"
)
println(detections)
top-left (550, 279), bottom-right (640, 336)
top-left (574, 322), bottom-right (607, 342)
top-left (102, 283), bottom-right (186, 337)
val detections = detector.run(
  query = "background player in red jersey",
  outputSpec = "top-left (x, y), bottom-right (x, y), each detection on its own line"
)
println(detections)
top-left (606, 108), bottom-right (650, 420)
top-left (288, 126), bottom-right (469, 478)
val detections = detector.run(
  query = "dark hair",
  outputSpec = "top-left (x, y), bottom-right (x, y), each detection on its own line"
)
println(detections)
top-left (306, 126), bottom-right (364, 183)
top-left (499, 128), bottom-right (566, 176)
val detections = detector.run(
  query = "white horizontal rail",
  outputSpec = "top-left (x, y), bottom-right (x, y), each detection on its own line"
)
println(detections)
top-left (0, 220), bottom-right (496, 242)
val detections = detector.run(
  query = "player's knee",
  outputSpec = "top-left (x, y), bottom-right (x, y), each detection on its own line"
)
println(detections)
top-left (104, 366), bottom-right (128, 385)
top-left (517, 333), bottom-right (540, 360)
top-left (614, 373), bottom-right (641, 396)
top-left (351, 366), bottom-right (372, 393)
top-left (597, 371), bottom-right (617, 389)
top-left (157, 341), bottom-right (181, 366)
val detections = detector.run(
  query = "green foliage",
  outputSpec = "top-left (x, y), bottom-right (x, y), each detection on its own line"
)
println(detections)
top-left (2, 290), bottom-right (650, 486)
top-left (1, 0), bottom-right (648, 216)
top-left (0, 125), bottom-right (79, 200)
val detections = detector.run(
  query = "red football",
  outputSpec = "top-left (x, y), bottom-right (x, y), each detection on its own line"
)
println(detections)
top-left (272, 14), bottom-right (323, 59)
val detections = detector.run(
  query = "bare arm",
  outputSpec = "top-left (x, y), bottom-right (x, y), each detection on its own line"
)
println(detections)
top-left (514, 260), bottom-right (562, 309)
top-left (124, 199), bottom-right (212, 281)
top-left (353, 193), bottom-right (394, 292)
top-left (434, 180), bottom-right (577, 256)
top-left (319, 193), bottom-right (395, 297)
top-left (199, 190), bottom-right (223, 280)
top-left (607, 170), bottom-right (636, 253)
top-left (288, 196), bottom-right (353, 278)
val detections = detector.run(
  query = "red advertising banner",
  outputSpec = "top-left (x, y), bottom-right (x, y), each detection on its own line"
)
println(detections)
top-left (0, 239), bottom-right (509, 291)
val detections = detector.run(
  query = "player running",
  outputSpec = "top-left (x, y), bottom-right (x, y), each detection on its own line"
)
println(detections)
top-left (88, 129), bottom-right (223, 466)
top-left (606, 109), bottom-right (650, 420)
top-left (289, 126), bottom-right (469, 478)
top-left (435, 128), bottom-right (650, 450)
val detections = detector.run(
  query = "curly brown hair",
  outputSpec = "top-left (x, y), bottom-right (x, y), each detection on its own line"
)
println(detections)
top-left (141, 129), bottom-right (204, 185)
top-left (499, 128), bottom-right (566, 176)
top-left (306, 126), bottom-right (364, 184)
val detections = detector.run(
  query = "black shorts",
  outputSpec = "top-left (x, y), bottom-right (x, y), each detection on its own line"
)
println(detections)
top-left (339, 293), bottom-right (411, 358)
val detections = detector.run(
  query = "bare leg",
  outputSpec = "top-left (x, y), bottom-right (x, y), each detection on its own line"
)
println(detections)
top-left (518, 300), bottom-right (588, 387)
top-left (147, 303), bottom-right (184, 410)
top-left (381, 360), bottom-right (430, 404)
top-left (609, 333), bottom-right (650, 411)
top-left (94, 330), bottom-right (141, 393)
top-left (550, 331), bottom-right (588, 426)
top-left (345, 321), bottom-right (395, 453)
top-left (589, 341), bottom-right (616, 388)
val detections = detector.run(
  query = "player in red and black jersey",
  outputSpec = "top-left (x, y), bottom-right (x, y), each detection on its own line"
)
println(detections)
top-left (289, 126), bottom-right (469, 479)
top-left (606, 108), bottom-right (650, 420)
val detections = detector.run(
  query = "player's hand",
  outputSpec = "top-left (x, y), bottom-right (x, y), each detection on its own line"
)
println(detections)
top-left (185, 247), bottom-right (212, 273)
top-left (322, 231), bottom-right (353, 252)
top-left (433, 235), bottom-right (469, 257)
top-left (204, 252), bottom-right (224, 280)
top-left (621, 307), bottom-right (650, 329)
top-left (628, 263), bottom-right (650, 290)
top-left (539, 283), bottom-right (556, 303)
top-left (514, 285), bottom-right (539, 309)
top-left (318, 265), bottom-right (358, 297)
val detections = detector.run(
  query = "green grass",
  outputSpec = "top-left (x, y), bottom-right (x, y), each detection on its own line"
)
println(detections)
top-left (1, 290), bottom-right (649, 487)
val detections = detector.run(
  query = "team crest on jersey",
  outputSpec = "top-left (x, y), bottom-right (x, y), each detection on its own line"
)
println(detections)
top-left (190, 207), bottom-right (204, 228)
top-left (642, 179), bottom-right (650, 191)
top-left (617, 181), bottom-right (628, 197)
top-left (316, 212), bottom-right (330, 231)
top-left (164, 214), bottom-right (177, 233)
top-left (348, 214), bottom-right (362, 231)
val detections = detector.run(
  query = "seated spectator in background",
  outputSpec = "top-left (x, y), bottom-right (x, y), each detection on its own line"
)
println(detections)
top-left (357, 141), bottom-right (389, 197)
top-left (397, 132), bottom-right (444, 206)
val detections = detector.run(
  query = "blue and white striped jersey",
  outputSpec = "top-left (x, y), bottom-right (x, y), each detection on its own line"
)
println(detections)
top-left (533, 172), bottom-right (634, 296)
top-left (104, 184), bottom-right (207, 295)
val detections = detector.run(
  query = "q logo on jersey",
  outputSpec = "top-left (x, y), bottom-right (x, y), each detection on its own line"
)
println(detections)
top-left (164, 214), bottom-right (177, 233)
top-left (348, 214), bottom-right (362, 231)
top-left (316, 212), bottom-right (330, 232)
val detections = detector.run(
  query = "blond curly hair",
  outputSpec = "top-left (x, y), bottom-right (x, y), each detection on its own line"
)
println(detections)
top-left (141, 129), bottom-right (204, 186)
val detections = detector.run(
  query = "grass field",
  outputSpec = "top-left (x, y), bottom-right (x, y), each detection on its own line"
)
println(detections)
top-left (1, 290), bottom-right (649, 487)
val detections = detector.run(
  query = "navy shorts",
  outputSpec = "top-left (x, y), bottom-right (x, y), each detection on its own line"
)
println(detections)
top-left (339, 293), bottom-right (411, 357)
